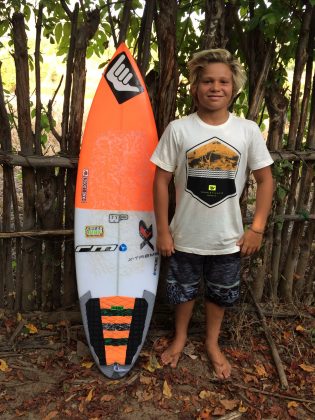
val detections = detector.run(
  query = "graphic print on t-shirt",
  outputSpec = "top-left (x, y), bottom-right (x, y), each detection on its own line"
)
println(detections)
top-left (186, 137), bottom-right (240, 207)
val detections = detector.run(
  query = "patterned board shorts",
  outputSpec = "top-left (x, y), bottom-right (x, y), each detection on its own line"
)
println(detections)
top-left (166, 250), bottom-right (241, 307)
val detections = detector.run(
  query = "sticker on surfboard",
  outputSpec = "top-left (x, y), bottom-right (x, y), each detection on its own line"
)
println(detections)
top-left (105, 52), bottom-right (144, 104)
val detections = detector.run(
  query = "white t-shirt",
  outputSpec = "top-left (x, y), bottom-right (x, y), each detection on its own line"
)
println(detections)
top-left (150, 112), bottom-right (273, 255)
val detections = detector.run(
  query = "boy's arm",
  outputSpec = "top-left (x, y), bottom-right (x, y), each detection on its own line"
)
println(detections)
top-left (153, 166), bottom-right (175, 257)
top-left (237, 166), bottom-right (274, 256)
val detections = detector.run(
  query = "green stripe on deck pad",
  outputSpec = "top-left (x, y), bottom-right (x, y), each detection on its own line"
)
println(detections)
top-left (101, 309), bottom-right (133, 316)
top-left (104, 338), bottom-right (128, 346)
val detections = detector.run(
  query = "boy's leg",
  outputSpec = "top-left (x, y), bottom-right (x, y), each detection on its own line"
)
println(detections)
top-left (161, 251), bottom-right (203, 367)
top-left (161, 299), bottom-right (195, 367)
top-left (205, 301), bottom-right (231, 379)
top-left (204, 252), bottom-right (240, 379)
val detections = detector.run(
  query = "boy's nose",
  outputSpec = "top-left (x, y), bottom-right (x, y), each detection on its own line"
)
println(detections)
top-left (210, 82), bottom-right (220, 91)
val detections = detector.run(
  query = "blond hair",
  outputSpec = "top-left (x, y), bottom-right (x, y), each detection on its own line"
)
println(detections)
top-left (188, 49), bottom-right (246, 102)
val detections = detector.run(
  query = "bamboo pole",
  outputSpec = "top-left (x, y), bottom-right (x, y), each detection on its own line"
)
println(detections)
top-left (2, 150), bottom-right (315, 169)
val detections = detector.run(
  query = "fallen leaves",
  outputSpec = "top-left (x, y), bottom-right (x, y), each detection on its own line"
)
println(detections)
top-left (85, 388), bottom-right (94, 402)
top-left (220, 399), bottom-right (239, 410)
top-left (0, 310), bottom-right (314, 420)
top-left (100, 394), bottom-right (115, 402)
top-left (198, 408), bottom-right (211, 418)
top-left (0, 359), bottom-right (10, 372)
top-left (25, 324), bottom-right (38, 334)
top-left (243, 373), bottom-right (259, 384)
top-left (162, 380), bottom-right (172, 398)
top-left (43, 410), bottom-right (58, 420)
top-left (143, 353), bottom-right (162, 373)
top-left (254, 364), bottom-right (268, 378)
top-left (299, 363), bottom-right (315, 373)
top-left (287, 401), bottom-right (299, 408)
top-left (183, 342), bottom-right (198, 360)
top-left (136, 389), bottom-right (154, 402)
top-left (295, 325), bottom-right (305, 332)
top-left (81, 361), bottom-right (94, 369)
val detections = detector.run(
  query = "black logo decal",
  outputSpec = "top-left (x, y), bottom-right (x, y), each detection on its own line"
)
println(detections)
top-left (81, 169), bottom-right (89, 203)
top-left (75, 244), bottom-right (118, 252)
top-left (105, 52), bottom-right (144, 104)
top-left (139, 220), bottom-right (154, 250)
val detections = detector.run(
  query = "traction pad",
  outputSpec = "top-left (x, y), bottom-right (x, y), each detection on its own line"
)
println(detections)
top-left (86, 296), bottom-right (148, 366)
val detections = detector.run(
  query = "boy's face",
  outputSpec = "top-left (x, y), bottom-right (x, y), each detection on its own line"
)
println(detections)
top-left (194, 62), bottom-right (233, 114)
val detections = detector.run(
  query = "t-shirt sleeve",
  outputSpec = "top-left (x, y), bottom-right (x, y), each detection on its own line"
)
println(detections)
top-left (247, 123), bottom-right (274, 170)
top-left (150, 122), bottom-right (179, 172)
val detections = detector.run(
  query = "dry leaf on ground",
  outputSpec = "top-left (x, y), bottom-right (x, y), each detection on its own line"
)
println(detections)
top-left (220, 399), bottom-right (239, 410)
top-left (0, 359), bottom-right (10, 372)
top-left (163, 380), bottom-right (172, 398)
top-left (100, 394), bottom-right (115, 402)
top-left (288, 401), bottom-right (299, 408)
top-left (299, 363), bottom-right (315, 372)
top-left (254, 364), bottom-right (268, 377)
top-left (135, 390), bottom-right (154, 402)
top-left (25, 323), bottom-right (38, 334)
top-left (43, 411), bottom-right (58, 420)
top-left (85, 388), bottom-right (94, 402)
top-left (81, 361), bottom-right (94, 369)
top-left (143, 354), bottom-right (162, 372)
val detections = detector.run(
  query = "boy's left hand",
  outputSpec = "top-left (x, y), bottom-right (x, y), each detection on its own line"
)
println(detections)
top-left (236, 229), bottom-right (263, 256)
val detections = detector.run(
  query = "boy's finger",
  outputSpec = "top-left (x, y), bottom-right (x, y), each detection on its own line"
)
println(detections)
top-left (236, 238), bottom-right (244, 246)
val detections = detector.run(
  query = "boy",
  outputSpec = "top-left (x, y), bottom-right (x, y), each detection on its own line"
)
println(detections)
top-left (150, 49), bottom-right (274, 379)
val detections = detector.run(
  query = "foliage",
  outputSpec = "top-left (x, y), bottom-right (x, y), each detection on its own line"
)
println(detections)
top-left (0, 0), bottom-right (307, 130)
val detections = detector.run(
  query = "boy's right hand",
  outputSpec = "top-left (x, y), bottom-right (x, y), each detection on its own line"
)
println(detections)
top-left (156, 231), bottom-right (175, 257)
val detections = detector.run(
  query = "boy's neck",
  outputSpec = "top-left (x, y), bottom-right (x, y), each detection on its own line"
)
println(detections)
top-left (196, 109), bottom-right (230, 126)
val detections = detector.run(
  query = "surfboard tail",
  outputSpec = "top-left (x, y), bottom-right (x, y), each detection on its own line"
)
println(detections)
top-left (86, 296), bottom-right (148, 366)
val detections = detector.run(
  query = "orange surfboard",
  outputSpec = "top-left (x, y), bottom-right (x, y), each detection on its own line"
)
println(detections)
top-left (74, 43), bottom-right (160, 378)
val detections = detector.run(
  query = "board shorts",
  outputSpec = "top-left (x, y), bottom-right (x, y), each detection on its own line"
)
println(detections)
top-left (166, 250), bottom-right (241, 307)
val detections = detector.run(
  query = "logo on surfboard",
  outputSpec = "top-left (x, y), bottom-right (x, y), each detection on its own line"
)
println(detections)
top-left (139, 220), bottom-right (154, 251)
top-left (105, 52), bottom-right (144, 104)
top-left (81, 168), bottom-right (89, 203)
top-left (75, 244), bottom-right (118, 252)
top-left (109, 214), bottom-right (128, 223)
top-left (85, 225), bottom-right (104, 237)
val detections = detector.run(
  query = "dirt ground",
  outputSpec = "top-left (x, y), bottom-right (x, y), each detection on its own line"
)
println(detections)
top-left (0, 302), bottom-right (314, 420)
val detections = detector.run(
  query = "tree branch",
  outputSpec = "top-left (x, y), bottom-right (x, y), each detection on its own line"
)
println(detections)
top-left (47, 75), bottom-right (63, 144)
top-left (244, 278), bottom-right (289, 389)
top-left (34, 1), bottom-right (43, 155)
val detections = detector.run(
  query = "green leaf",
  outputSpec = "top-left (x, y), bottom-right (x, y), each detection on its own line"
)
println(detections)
top-left (281, 160), bottom-right (293, 170)
top-left (41, 133), bottom-right (48, 145)
top-left (0, 20), bottom-right (9, 37)
top-left (276, 185), bottom-right (288, 201)
top-left (261, 12), bottom-right (277, 26)
top-left (41, 114), bottom-right (50, 130)
top-left (55, 22), bottom-right (62, 44)
top-left (298, 210), bottom-right (310, 221)
top-left (63, 21), bottom-right (71, 39)
top-left (23, 4), bottom-right (31, 21)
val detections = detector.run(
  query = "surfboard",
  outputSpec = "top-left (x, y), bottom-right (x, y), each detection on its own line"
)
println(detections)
top-left (74, 43), bottom-right (160, 379)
